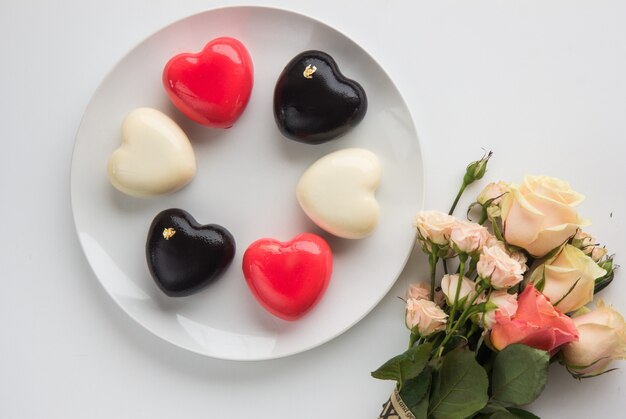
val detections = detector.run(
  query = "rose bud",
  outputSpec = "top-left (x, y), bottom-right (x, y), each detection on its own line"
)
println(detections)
top-left (440, 274), bottom-right (476, 308)
top-left (413, 211), bottom-right (456, 257)
top-left (449, 220), bottom-right (491, 254)
top-left (477, 181), bottom-right (509, 207)
top-left (406, 282), bottom-right (431, 301)
top-left (561, 300), bottom-right (626, 376)
top-left (405, 298), bottom-right (448, 337)
top-left (477, 245), bottom-right (525, 290)
top-left (477, 290), bottom-right (518, 330)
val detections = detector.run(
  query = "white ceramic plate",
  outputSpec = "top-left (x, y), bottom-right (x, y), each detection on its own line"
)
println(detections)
top-left (71, 6), bottom-right (424, 360)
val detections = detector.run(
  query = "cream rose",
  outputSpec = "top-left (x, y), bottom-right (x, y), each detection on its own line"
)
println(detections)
top-left (477, 245), bottom-right (525, 290)
top-left (405, 298), bottom-right (448, 336)
top-left (477, 290), bottom-right (518, 330)
top-left (441, 274), bottom-right (477, 308)
top-left (562, 300), bottom-right (626, 375)
top-left (530, 244), bottom-right (606, 313)
top-left (449, 220), bottom-right (491, 254)
top-left (500, 175), bottom-right (588, 257)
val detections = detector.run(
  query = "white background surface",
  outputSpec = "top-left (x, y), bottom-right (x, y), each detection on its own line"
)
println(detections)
top-left (2, 1), bottom-right (625, 418)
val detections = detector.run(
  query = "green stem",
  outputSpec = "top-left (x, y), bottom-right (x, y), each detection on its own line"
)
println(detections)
top-left (408, 332), bottom-right (418, 349)
top-left (446, 254), bottom-right (468, 332)
top-left (464, 257), bottom-right (478, 280)
top-left (429, 252), bottom-right (438, 301)
top-left (492, 217), bottom-right (504, 241)
top-left (466, 323), bottom-right (479, 341)
top-left (448, 182), bottom-right (468, 216)
top-left (478, 209), bottom-right (488, 225)
top-left (475, 334), bottom-right (485, 356)
top-left (436, 283), bottom-right (489, 354)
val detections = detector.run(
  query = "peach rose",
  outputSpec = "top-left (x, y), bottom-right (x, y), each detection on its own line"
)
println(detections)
top-left (478, 290), bottom-right (519, 330)
top-left (477, 245), bottom-right (525, 290)
top-left (414, 211), bottom-right (456, 246)
top-left (441, 274), bottom-right (476, 308)
top-left (485, 237), bottom-right (528, 272)
top-left (529, 245), bottom-right (606, 313)
top-left (405, 298), bottom-right (448, 336)
top-left (572, 230), bottom-right (608, 262)
top-left (449, 220), bottom-right (491, 254)
top-left (561, 300), bottom-right (626, 375)
top-left (500, 175), bottom-right (589, 257)
top-left (490, 284), bottom-right (578, 353)
top-left (477, 181), bottom-right (509, 206)
top-left (406, 283), bottom-right (431, 301)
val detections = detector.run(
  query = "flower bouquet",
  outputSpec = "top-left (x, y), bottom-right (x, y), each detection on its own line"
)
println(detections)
top-left (373, 153), bottom-right (623, 419)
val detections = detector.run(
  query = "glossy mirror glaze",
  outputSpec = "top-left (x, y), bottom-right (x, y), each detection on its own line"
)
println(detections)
top-left (163, 37), bottom-right (254, 128)
top-left (146, 208), bottom-right (236, 296)
top-left (273, 50), bottom-right (367, 144)
top-left (242, 233), bottom-right (333, 321)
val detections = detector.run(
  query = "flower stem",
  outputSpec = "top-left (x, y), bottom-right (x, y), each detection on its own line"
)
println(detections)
top-left (475, 334), bottom-right (485, 356)
top-left (436, 282), bottom-right (489, 354)
top-left (408, 332), bottom-right (418, 349)
top-left (448, 182), bottom-right (467, 216)
top-left (446, 254), bottom-right (468, 332)
top-left (429, 252), bottom-right (438, 301)
top-left (478, 210), bottom-right (488, 225)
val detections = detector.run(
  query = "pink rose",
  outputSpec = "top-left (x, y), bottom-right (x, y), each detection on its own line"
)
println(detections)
top-left (477, 290), bottom-right (518, 330)
top-left (500, 175), bottom-right (588, 257)
top-left (406, 283), bottom-right (431, 301)
top-left (490, 284), bottom-right (579, 353)
top-left (414, 211), bottom-right (456, 247)
top-left (477, 245), bottom-right (525, 289)
top-left (485, 237), bottom-right (528, 272)
top-left (562, 300), bottom-right (626, 375)
top-left (449, 220), bottom-right (491, 254)
top-left (405, 298), bottom-right (448, 336)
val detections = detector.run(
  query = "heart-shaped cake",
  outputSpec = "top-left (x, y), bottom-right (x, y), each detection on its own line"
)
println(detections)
top-left (273, 50), bottom-right (367, 144)
top-left (146, 208), bottom-right (236, 297)
top-left (163, 37), bottom-right (254, 128)
top-left (107, 108), bottom-right (196, 197)
top-left (297, 148), bottom-right (381, 239)
top-left (242, 233), bottom-right (333, 321)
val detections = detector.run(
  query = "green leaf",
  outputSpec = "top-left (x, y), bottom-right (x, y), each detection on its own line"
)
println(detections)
top-left (594, 256), bottom-right (615, 294)
top-left (399, 368), bottom-right (432, 418)
top-left (371, 343), bottom-right (433, 388)
top-left (491, 344), bottom-right (549, 406)
top-left (506, 407), bottom-right (541, 419)
top-left (474, 407), bottom-right (540, 419)
top-left (490, 412), bottom-right (518, 419)
top-left (428, 348), bottom-right (489, 419)
top-left (479, 401), bottom-right (510, 414)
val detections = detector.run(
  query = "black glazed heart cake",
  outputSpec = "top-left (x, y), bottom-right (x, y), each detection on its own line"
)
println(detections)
top-left (273, 50), bottom-right (367, 144)
top-left (146, 208), bottom-right (236, 297)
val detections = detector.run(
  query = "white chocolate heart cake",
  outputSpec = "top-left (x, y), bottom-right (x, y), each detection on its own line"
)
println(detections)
top-left (107, 108), bottom-right (196, 197)
top-left (296, 148), bottom-right (381, 239)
